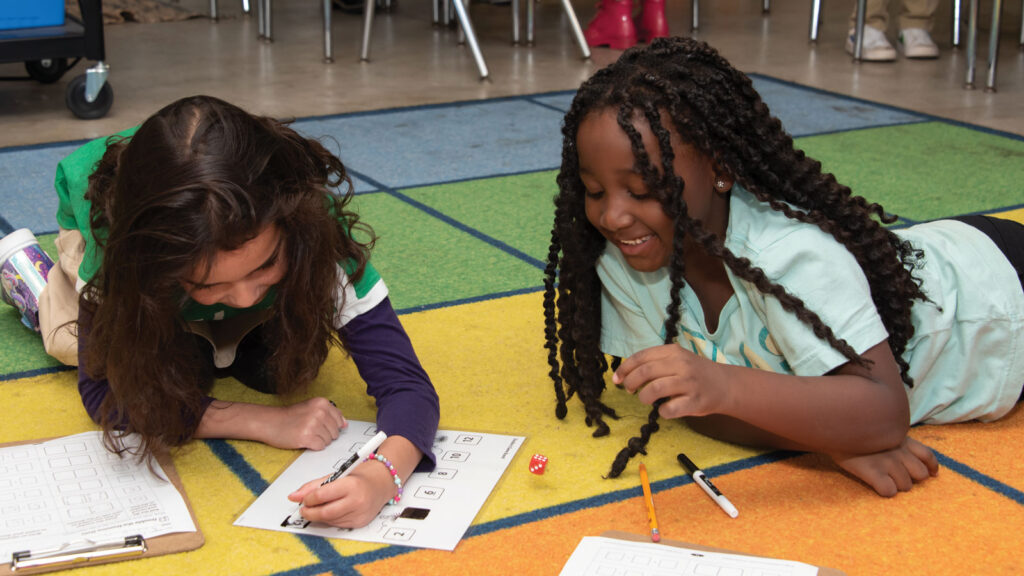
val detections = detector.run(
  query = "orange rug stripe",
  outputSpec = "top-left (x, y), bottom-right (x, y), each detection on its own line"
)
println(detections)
top-left (356, 440), bottom-right (1023, 575)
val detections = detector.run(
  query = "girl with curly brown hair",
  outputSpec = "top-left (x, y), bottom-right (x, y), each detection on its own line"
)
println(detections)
top-left (35, 95), bottom-right (439, 528)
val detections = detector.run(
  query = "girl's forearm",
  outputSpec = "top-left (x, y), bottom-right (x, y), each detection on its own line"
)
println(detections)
top-left (193, 400), bottom-right (276, 443)
top-left (367, 435), bottom-right (422, 486)
top-left (709, 361), bottom-right (910, 454)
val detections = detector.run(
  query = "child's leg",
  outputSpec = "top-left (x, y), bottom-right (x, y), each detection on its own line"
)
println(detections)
top-left (948, 215), bottom-right (1024, 403)
top-left (38, 229), bottom-right (86, 366)
top-left (947, 215), bottom-right (1024, 292)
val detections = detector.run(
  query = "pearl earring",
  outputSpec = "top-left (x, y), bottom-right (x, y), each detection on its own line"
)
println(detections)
top-left (715, 179), bottom-right (726, 190)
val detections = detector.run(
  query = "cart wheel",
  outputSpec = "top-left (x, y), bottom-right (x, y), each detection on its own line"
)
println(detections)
top-left (65, 74), bottom-right (114, 120)
top-left (25, 59), bottom-right (70, 84)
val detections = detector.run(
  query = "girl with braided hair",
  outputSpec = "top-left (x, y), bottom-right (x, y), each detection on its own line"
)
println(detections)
top-left (544, 37), bottom-right (1024, 497)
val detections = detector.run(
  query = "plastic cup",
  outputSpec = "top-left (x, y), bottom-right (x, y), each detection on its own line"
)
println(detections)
top-left (0, 228), bottom-right (56, 332)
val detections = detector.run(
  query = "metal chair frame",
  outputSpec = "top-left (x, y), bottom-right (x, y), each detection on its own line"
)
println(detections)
top-left (810, 0), bottom-right (1021, 92)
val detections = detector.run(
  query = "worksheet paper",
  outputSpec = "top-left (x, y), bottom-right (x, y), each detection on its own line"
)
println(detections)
top-left (235, 421), bottom-right (523, 550)
top-left (560, 537), bottom-right (820, 576)
top-left (0, 432), bottom-right (197, 563)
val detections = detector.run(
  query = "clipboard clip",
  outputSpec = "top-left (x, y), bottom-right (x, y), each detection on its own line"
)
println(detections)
top-left (11, 535), bottom-right (147, 571)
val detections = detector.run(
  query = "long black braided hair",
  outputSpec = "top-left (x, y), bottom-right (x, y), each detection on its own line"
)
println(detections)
top-left (543, 37), bottom-right (928, 478)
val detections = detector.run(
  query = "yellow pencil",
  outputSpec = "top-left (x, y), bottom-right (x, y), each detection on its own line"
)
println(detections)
top-left (638, 463), bottom-right (661, 542)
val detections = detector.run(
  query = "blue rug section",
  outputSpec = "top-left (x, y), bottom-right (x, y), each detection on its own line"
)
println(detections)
top-left (526, 91), bottom-right (576, 114)
top-left (520, 77), bottom-right (928, 138)
top-left (750, 75), bottom-right (926, 136)
top-left (292, 98), bottom-right (567, 191)
top-left (0, 79), bottom-right (939, 240)
top-left (0, 142), bottom-right (81, 236)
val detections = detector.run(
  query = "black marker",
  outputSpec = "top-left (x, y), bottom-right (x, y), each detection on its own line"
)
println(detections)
top-left (677, 453), bottom-right (738, 518)
top-left (282, 431), bottom-right (388, 528)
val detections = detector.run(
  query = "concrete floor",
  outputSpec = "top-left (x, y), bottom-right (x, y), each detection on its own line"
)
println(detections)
top-left (1, 0), bottom-right (1022, 148)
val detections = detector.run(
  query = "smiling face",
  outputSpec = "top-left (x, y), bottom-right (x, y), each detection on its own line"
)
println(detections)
top-left (578, 108), bottom-right (730, 272)
top-left (183, 225), bottom-right (288, 308)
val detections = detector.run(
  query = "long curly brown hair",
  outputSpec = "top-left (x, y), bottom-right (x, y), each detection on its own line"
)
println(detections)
top-left (544, 37), bottom-right (927, 478)
top-left (81, 95), bottom-right (374, 458)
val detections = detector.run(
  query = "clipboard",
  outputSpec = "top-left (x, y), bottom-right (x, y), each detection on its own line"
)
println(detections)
top-left (601, 531), bottom-right (847, 576)
top-left (0, 436), bottom-right (204, 575)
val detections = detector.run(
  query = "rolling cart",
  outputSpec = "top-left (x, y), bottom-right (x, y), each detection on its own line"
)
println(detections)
top-left (0, 0), bottom-right (113, 119)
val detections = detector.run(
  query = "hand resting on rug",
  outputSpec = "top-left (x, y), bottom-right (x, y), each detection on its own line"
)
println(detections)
top-left (827, 437), bottom-right (938, 497)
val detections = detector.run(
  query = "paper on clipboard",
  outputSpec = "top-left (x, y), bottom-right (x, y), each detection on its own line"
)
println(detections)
top-left (558, 531), bottom-right (847, 576)
top-left (0, 432), bottom-right (204, 574)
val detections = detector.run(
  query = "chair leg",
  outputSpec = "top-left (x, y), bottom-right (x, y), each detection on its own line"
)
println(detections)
top-left (457, 0), bottom-right (466, 44)
top-left (965, 0), bottom-right (978, 87)
top-left (242, 0), bottom-right (250, 14)
top-left (527, 0), bottom-right (534, 44)
top-left (985, 0), bottom-right (1003, 92)
top-left (257, 0), bottom-right (264, 37)
top-left (449, 0), bottom-right (489, 79)
top-left (258, 0), bottom-right (272, 39)
top-left (361, 0), bottom-right (377, 60)
top-left (512, 0), bottom-right (520, 44)
top-left (809, 0), bottom-right (822, 42)
top-left (952, 0), bottom-right (962, 47)
top-left (210, 0), bottom-right (218, 20)
top-left (852, 0), bottom-right (866, 60)
top-left (692, 0), bottom-right (699, 31)
top-left (323, 0), bottom-right (333, 62)
top-left (265, 0), bottom-right (272, 41)
top-left (558, 0), bottom-right (591, 59)
top-left (763, 0), bottom-right (769, 13)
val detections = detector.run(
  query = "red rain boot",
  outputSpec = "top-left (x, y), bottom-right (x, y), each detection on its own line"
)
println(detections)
top-left (583, 0), bottom-right (637, 50)
top-left (636, 0), bottom-right (669, 43)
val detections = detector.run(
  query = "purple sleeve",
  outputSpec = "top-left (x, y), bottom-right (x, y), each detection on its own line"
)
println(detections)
top-left (75, 303), bottom-right (114, 423)
top-left (341, 297), bottom-right (440, 471)
top-left (76, 305), bottom-right (215, 425)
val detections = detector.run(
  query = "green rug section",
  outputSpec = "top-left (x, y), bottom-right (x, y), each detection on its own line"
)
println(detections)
top-left (401, 170), bottom-right (560, 264)
top-left (797, 121), bottom-right (1024, 221)
top-left (4, 121), bottom-right (1023, 378)
top-left (350, 192), bottom-right (545, 311)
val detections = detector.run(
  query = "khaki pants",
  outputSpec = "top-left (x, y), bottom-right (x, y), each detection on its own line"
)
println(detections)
top-left (38, 228), bottom-right (86, 366)
top-left (851, 0), bottom-right (940, 32)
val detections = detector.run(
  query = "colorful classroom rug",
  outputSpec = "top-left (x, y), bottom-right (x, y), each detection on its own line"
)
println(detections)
top-left (1, 76), bottom-right (1022, 575)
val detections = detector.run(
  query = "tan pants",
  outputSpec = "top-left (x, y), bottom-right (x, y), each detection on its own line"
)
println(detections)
top-left (38, 228), bottom-right (86, 366)
top-left (37, 228), bottom-right (270, 368)
top-left (851, 0), bottom-right (940, 32)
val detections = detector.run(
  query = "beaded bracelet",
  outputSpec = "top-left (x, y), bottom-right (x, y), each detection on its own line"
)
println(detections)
top-left (364, 452), bottom-right (403, 505)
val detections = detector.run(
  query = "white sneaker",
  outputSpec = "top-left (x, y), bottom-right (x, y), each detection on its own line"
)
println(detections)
top-left (845, 26), bottom-right (897, 62)
top-left (899, 28), bottom-right (940, 59)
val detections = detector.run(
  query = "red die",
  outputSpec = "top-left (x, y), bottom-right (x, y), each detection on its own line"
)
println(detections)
top-left (529, 453), bottom-right (548, 475)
